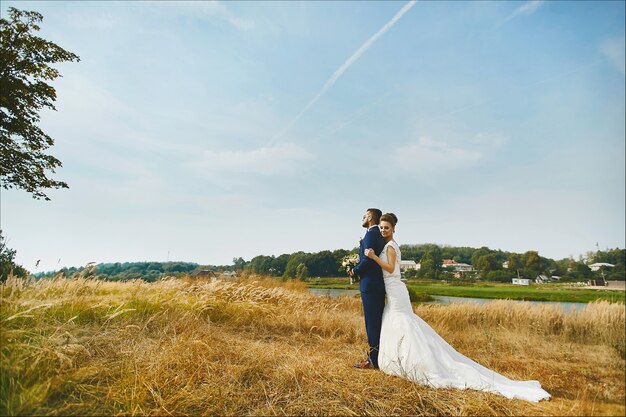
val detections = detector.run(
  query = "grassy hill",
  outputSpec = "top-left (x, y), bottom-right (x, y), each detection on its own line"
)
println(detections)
top-left (1, 275), bottom-right (624, 416)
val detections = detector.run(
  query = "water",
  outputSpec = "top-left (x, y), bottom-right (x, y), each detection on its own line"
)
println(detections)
top-left (309, 288), bottom-right (360, 298)
top-left (309, 288), bottom-right (589, 312)
top-left (426, 295), bottom-right (588, 312)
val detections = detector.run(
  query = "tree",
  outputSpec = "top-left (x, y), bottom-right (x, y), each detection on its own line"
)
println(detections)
top-left (272, 254), bottom-right (290, 276)
top-left (418, 246), bottom-right (443, 278)
top-left (283, 252), bottom-right (306, 279)
top-left (232, 257), bottom-right (246, 271)
top-left (507, 253), bottom-right (523, 276)
top-left (403, 268), bottom-right (418, 279)
top-left (475, 254), bottom-right (499, 278)
top-left (246, 255), bottom-right (274, 275)
top-left (592, 248), bottom-right (626, 269)
top-left (523, 250), bottom-right (544, 278)
top-left (307, 250), bottom-right (336, 277)
top-left (1, 230), bottom-right (28, 281)
top-left (295, 263), bottom-right (309, 280)
top-left (1, 8), bottom-right (80, 200)
top-left (570, 261), bottom-right (592, 280)
top-left (471, 246), bottom-right (492, 268)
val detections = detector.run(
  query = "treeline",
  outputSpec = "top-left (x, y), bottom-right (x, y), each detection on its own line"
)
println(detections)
top-left (401, 245), bottom-right (625, 281)
top-left (1, 231), bottom-right (28, 282)
top-left (34, 262), bottom-right (208, 282)
top-left (242, 249), bottom-right (352, 279)
top-left (243, 245), bottom-right (625, 282)
top-left (22, 246), bottom-right (626, 284)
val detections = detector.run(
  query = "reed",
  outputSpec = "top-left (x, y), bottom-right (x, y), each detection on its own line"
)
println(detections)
top-left (1, 274), bottom-right (623, 416)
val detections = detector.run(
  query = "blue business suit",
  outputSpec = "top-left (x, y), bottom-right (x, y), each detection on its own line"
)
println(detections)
top-left (352, 225), bottom-right (386, 368)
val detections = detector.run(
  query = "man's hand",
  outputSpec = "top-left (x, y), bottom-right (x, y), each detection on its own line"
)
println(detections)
top-left (348, 269), bottom-right (354, 277)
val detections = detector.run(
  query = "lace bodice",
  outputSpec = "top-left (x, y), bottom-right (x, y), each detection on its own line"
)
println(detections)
top-left (380, 240), bottom-right (401, 280)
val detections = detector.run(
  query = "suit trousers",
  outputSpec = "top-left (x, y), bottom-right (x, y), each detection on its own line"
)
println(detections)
top-left (360, 289), bottom-right (385, 368)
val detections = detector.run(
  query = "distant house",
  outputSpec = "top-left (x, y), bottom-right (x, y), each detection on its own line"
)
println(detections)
top-left (442, 259), bottom-right (474, 278)
top-left (535, 275), bottom-right (561, 284)
top-left (190, 270), bottom-right (216, 278)
top-left (399, 261), bottom-right (417, 281)
top-left (513, 278), bottom-right (531, 286)
top-left (588, 263), bottom-right (615, 272)
top-left (190, 270), bottom-right (238, 280)
top-left (453, 263), bottom-right (473, 272)
top-left (218, 271), bottom-right (238, 280)
top-left (400, 260), bottom-right (418, 271)
top-left (442, 259), bottom-right (472, 271)
top-left (588, 277), bottom-right (607, 286)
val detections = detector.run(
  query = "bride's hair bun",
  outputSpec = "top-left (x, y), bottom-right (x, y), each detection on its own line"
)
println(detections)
top-left (381, 212), bottom-right (398, 227)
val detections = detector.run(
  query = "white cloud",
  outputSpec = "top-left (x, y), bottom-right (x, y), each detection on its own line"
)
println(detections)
top-left (42, 75), bottom-right (175, 172)
top-left (600, 36), bottom-right (626, 76)
top-left (190, 143), bottom-right (314, 176)
top-left (393, 136), bottom-right (483, 174)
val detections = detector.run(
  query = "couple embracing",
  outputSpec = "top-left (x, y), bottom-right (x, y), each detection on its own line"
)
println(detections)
top-left (348, 208), bottom-right (551, 403)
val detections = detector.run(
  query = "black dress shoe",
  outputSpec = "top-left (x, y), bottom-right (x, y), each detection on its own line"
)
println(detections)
top-left (353, 360), bottom-right (374, 369)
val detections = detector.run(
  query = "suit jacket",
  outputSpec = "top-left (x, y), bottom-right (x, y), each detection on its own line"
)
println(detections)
top-left (352, 225), bottom-right (386, 293)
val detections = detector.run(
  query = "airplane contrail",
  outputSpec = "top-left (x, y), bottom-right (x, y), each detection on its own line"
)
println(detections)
top-left (498, 0), bottom-right (544, 27)
top-left (268, 0), bottom-right (417, 146)
top-left (316, 91), bottom-right (392, 140)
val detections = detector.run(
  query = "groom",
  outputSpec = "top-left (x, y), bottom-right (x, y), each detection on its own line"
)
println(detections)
top-left (349, 208), bottom-right (386, 369)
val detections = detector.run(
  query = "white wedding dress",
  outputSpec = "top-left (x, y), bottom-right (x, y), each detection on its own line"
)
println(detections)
top-left (378, 241), bottom-right (551, 402)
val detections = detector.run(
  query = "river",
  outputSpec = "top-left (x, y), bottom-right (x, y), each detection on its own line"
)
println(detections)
top-left (308, 288), bottom-right (589, 312)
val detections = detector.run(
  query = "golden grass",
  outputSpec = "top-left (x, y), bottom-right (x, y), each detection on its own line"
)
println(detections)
top-left (1, 274), bottom-right (624, 416)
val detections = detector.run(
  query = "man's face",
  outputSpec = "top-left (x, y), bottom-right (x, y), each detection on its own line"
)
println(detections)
top-left (362, 211), bottom-right (371, 228)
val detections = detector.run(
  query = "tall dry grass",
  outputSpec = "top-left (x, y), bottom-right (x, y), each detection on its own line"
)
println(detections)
top-left (1, 274), bottom-right (624, 416)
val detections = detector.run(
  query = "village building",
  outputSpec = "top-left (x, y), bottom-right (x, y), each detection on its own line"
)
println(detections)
top-left (442, 259), bottom-right (474, 278)
top-left (400, 260), bottom-right (418, 271)
top-left (588, 262), bottom-right (615, 272)
top-left (190, 270), bottom-right (238, 280)
top-left (536, 275), bottom-right (562, 284)
top-left (190, 269), bottom-right (216, 278)
top-left (218, 271), bottom-right (238, 280)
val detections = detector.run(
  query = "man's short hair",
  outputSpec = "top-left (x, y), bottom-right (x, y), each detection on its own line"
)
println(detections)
top-left (367, 208), bottom-right (382, 224)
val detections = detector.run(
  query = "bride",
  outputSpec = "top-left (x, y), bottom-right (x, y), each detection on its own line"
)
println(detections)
top-left (364, 213), bottom-right (551, 403)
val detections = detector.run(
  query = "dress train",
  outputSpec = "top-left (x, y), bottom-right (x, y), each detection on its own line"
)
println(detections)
top-left (378, 241), bottom-right (550, 403)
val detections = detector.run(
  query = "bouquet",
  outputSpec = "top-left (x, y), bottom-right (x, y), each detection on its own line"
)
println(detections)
top-left (340, 253), bottom-right (360, 284)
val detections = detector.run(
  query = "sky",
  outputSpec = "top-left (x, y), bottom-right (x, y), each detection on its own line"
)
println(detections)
top-left (1, 0), bottom-right (624, 273)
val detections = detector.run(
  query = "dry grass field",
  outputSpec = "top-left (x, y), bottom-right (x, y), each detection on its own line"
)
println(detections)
top-left (1, 275), bottom-right (624, 416)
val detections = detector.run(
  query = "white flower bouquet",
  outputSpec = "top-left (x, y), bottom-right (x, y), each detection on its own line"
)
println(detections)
top-left (340, 253), bottom-right (360, 284)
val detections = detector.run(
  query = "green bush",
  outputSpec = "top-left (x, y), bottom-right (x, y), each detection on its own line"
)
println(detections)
top-left (485, 270), bottom-right (514, 282)
top-left (406, 286), bottom-right (434, 303)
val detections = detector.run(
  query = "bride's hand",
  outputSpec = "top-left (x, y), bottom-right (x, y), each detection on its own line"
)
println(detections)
top-left (364, 248), bottom-right (375, 259)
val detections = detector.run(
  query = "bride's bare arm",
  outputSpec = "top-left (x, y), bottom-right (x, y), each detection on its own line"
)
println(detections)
top-left (364, 246), bottom-right (396, 274)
